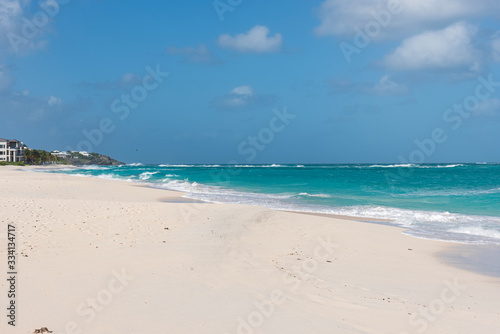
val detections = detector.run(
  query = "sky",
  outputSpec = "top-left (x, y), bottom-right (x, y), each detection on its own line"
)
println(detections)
top-left (1, 0), bottom-right (500, 164)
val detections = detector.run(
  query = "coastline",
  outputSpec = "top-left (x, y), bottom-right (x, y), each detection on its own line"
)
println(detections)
top-left (1, 166), bottom-right (499, 333)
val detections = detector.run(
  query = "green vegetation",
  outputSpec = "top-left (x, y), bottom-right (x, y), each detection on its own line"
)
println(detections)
top-left (19, 149), bottom-right (124, 166)
top-left (61, 151), bottom-right (124, 166)
top-left (0, 161), bottom-right (25, 166)
top-left (24, 149), bottom-right (62, 165)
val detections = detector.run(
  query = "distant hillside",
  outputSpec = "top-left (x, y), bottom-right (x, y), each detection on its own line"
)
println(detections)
top-left (62, 152), bottom-right (124, 166)
top-left (24, 149), bottom-right (125, 166)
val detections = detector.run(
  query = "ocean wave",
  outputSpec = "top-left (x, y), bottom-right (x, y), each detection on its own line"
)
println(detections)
top-left (152, 179), bottom-right (293, 201)
top-left (158, 164), bottom-right (223, 168)
top-left (139, 171), bottom-right (159, 180)
top-left (69, 172), bottom-right (135, 183)
top-left (159, 164), bottom-right (195, 167)
top-left (368, 164), bottom-right (416, 168)
top-left (96, 174), bottom-right (135, 182)
top-left (448, 226), bottom-right (500, 240)
top-left (398, 187), bottom-right (500, 198)
top-left (297, 192), bottom-right (332, 198)
top-left (232, 164), bottom-right (284, 168)
top-left (435, 164), bottom-right (464, 168)
top-left (128, 162), bottom-right (144, 166)
top-left (367, 164), bottom-right (464, 169)
top-left (79, 165), bottom-right (111, 170)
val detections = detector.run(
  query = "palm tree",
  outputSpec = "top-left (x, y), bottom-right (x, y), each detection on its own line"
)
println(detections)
top-left (41, 151), bottom-right (49, 164)
top-left (24, 149), bottom-right (33, 164)
top-left (33, 150), bottom-right (41, 164)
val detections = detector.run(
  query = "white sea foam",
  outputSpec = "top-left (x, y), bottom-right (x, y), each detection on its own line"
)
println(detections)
top-left (367, 164), bottom-right (464, 169)
top-left (399, 187), bottom-right (500, 198)
top-left (368, 164), bottom-right (416, 168)
top-left (448, 226), bottom-right (500, 240)
top-left (81, 165), bottom-right (111, 170)
top-left (152, 179), bottom-right (293, 202)
top-left (96, 174), bottom-right (134, 182)
top-left (160, 164), bottom-right (195, 167)
top-left (128, 162), bottom-right (144, 166)
top-left (139, 171), bottom-right (159, 180)
top-left (298, 192), bottom-right (332, 198)
top-left (232, 164), bottom-right (284, 168)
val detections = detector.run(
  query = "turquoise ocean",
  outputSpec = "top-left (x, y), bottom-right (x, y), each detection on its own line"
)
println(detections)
top-left (45, 163), bottom-right (500, 245)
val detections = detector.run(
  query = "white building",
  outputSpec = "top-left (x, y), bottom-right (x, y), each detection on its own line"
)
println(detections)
top-left (0, 138), bottom-right (26, 162)
top-left (51, 150), bottom-right (69, 158)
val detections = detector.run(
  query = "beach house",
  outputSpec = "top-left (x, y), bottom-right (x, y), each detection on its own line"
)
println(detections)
top-left (0, 138), bottom-right (26, 162)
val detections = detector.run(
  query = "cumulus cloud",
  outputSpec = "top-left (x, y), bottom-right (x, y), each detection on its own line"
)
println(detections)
top-left (0, 64), bottom-right (92, 126)
top-left (212, 85), bottom-right (276, 110)
top-left (314, 0), bottom-right (500, 40)
top-left (230, 85), bottom-right (253, 97)
top-left (491, 34), bottom-right (500, 62)
top-left (0, 0), bottom-right (24, 50)
top-left (166, 44), bottom-right (221, 64)
top-left (329, 75), bottom-right (408, 96)
top-left (474, 98), bottom-right (500, 116)
top-left (0, 0), bottom-right (53, 55)
top-left (218, 85), bottom-right (254, 107)
top-left (218, 25), bottom-right (282, 53)
top-left (382, 22), bottom-right (481, 72)
top-left (77, 72), bottom-right (143, 91)
top-left (47, 95), bottom-right (62, 106)
top-left (0, 0), bottom-right (23, 28)
top-left (372, 75), bottom-right (408, 95)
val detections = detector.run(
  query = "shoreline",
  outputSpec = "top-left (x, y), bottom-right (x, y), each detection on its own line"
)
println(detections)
top-left (1, 166), bottom-right (499, 333)
top-left (24, 164), bottom-right (500, 245)
top-left (18, 165), bottom-right (500, 277)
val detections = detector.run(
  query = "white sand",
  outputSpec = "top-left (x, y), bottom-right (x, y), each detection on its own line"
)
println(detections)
top-left (0, 166), bottom-right (498, 334)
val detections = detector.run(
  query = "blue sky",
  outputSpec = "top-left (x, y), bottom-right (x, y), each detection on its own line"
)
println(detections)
top-left (1, 0), bottom-right (500, 164)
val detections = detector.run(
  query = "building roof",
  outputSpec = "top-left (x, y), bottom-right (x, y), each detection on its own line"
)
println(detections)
top-left (0, 138), bottom-right (7, 142)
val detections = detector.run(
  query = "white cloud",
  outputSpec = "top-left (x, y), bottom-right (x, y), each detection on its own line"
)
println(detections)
top-left (330, 75), bottom-right (408, 96)
top-left (0, 0), bottom-right (23, 31)
top-left (0, 0), bottom-right (25, 50)
top-left (218, 25), bottom-right (282, 53)
top-left (212, 85), bottom-right (276, 110)
top-left (230, 85), bottom-right (253, 97)
top-left (77, 72), bottom-right (143, 90)
top-left (382, 22), bottom-right (481, 71)
top-left (48, 95), bottom-right (62, 106)
top-left (0, 0), bottom-right (51, 54)
top-left (491, 34), bottom-right (500, 62)
top-left (314, 0), bottom-right (500, 40)
top-left (224, 86), bottom-right (254, 107)
top-left (372, 75), bottom-right (408, 95)
top-left (0, 65), bottom-right (14, 91)
top-left (166, 44), bottom-right (221, 64)
top-left (474, 98), bottom-right (500, 116)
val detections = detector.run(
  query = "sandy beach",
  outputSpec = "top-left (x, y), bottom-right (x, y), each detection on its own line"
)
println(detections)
top-left (1, 166), bottom-right (499, 334)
